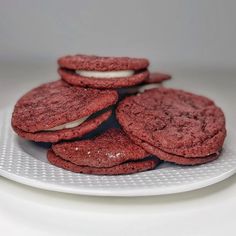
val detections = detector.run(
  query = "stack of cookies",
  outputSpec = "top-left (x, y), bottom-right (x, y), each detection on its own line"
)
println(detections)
top-left (11, 54), bottom-right (226, 175)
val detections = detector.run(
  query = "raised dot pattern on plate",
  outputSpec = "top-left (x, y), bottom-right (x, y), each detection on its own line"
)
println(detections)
top-left (0, 108), bottom-right (235, 196)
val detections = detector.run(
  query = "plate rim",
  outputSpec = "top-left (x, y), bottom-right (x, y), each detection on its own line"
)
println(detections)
top-left (0, 166), bottom-right (236, 197)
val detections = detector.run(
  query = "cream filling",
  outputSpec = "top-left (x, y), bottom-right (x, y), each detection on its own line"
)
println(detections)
top-left (76, 70), bottom-right (134, 78)
top-left (44, 116), bottom-right (89, 131)
top-left (138, 83), bottom-right (163, 93)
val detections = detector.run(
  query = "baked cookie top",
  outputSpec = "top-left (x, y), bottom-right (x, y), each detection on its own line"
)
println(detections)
top-left (58, 54), bottom-right (149, 71)
top-left (116, 88), bottom-right (226, 157)
top-left (52, 128), bottom-right (149, 168)
top-left (12, 80), bottom-right (118, 133)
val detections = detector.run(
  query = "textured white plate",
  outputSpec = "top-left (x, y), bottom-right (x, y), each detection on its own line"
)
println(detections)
top-left (0, 108), bottom-right (236, 197)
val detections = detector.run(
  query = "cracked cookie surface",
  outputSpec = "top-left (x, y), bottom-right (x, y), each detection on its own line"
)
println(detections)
top-left (12, 80), bottom-right (118, 133)
top-left (52, 128), bottom-right (150, 168)
top-left (116, 88), bottom-right (226, 158)
top-left (58, 54), bottom-right (149, 71)
top-left (12, 80), bottom-right (117, 142)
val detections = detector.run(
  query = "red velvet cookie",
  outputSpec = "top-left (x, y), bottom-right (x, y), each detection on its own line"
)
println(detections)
top-left (58, 54), bottom-right (149, 89)
top-left (47, 149), bottom-right (159, 175)
top-left (52, 128), bottom-right (150, 168)
top-left (12, 80), bottom-right (118, 143)
top-left (116, 88), bottom-right (226, 164)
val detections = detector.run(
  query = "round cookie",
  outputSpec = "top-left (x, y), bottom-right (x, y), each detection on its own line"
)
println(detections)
top-left (58, 54), bottom-right (149, 89)
top-left (47, 149), bottom-right (159, 175)
top-left (12, 80), bottom-right (118, 142)
top-left (52, 128), bottom-right (150, 168)
top-left (58, 54), bottom-right (149, 71)
top-left (116, 88), bottom-right (226, 158)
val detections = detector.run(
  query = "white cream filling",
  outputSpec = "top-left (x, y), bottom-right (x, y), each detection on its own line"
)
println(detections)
top-left (45, 116), bottom-right (89, 131)
top-left (76, 70), bottom-right (134, 78)
top-left (138, 83), bottom-right (163, 93)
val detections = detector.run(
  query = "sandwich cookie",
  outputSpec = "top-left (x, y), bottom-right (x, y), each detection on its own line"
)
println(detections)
top-left (58, 54), bottom-right (149, 89)
top-left (48, 129), bottom-right (160, 175)
top-left (116, 88), bottom-right (226, 165)
top-left (52, 128), bottom-right (154, 167)
top-left (48, 150), bottom-right (159, 175)
top-left (12, 80), bottom-right (118, 143)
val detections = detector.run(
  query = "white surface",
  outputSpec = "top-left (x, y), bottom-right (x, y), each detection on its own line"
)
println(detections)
top-left (0, 108), bottom-right (235, 196)
top-left (1, 0), bottom-right (236, 70)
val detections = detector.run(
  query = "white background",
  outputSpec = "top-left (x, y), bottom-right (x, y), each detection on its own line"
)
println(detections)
top-left (1, 1), bottom-right (236, 236)
top-left (1, 0), bottom-right (236, 70)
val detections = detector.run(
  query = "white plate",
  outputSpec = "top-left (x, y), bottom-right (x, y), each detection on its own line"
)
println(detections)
top-left (0, 108), bottom-right (236, 197)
